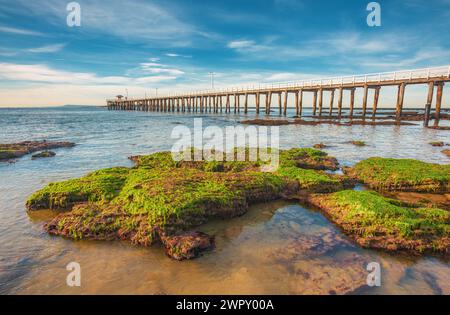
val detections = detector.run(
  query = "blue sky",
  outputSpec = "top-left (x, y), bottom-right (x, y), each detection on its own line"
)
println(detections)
top-left (0, 0), bottom-right (449, 106)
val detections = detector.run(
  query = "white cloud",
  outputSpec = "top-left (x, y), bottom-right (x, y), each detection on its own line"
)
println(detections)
top-left (138, 61), bottom-right (185, 76)
top-left (26, 43), bottom-right (65, 53)
top-left (10, 0), bottom-right (208, 46)
top-left (0, 63), bottom-right (179, 86)
top-left (358, 48), bottom-right (450, 69)
top-left (225, 31), bottom-right (444, 68)
top-left (227, 40), bottom-right (255, 49)
top-left (0, 25), bottom-right (43, 36)
top-left (165, 52), bottom-right (192, 58)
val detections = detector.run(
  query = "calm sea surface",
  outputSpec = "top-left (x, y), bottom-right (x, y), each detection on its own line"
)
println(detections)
top-left (0, 106), bottom-right (449, 294)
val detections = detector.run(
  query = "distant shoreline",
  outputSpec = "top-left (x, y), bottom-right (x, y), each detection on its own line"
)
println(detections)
top-left (0, 105), bottom-right (449, 111)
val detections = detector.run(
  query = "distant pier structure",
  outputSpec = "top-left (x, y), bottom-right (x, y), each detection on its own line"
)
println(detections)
top-left (107, 66), bottom-right (450, 127)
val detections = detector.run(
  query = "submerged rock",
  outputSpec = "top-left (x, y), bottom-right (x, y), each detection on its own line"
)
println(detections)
top-left (270, 230), bottom-right (351, 261)
top-left (313, 143), bottom-right (327, 149)
top-left (31, 151), bottom-right (56, 159)
top-left (429, 141), bottom-right (445, 147)
top-left (160, 231), bottom-right (215, 260)
top-left (349, 140), bottom-right (366, 147)
top-left (344, 157), bottom-right (450, 193)
top-left (290, 253), bottom-right (368, 295)
top-left (0, 140), bottom-right (75, 161)
top-left (240, 119), bottom-right (291, 126)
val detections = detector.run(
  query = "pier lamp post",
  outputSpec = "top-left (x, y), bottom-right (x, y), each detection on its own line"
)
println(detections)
top-left (209, 72), bottom-right (216, 90)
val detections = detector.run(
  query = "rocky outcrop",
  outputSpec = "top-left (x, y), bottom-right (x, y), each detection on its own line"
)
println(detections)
top-left (343, 157), bottom-right (450, 193)
top-left (304, 190), bottom-right (450, 255)
top-left (161, 232), bottom-right (215, 260)
top-left (31, 151), bottom-right (56, 159)
top-left (0, 141), bottom-right (75, 161)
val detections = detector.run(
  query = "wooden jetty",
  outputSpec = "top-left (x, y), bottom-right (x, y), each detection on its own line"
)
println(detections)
top-left (107, 66), bottom-right (450, 127)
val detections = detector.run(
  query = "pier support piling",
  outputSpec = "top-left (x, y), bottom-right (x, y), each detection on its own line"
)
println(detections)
top-left (283, 91), bottom-right (288, 116)
top-left (328, 89), bottom-right (335, 116)
top-left (337, 87), bottom-right (343, 119)
top-left (434, 82), bottom-right (444, 127)
top-left (312, 91), bottom-right (317, 116)
top-left (362, 85), bottom-right (368, 119)
top-left (298, 90), bottom-right (303, 117)
top-left (349, 88), bottom-right (355, 119)
top-left (244, 93), bottom-right (248, 114)
top-left (396, 83), bottom-right (406, 121)
top-left (318, 89), bottom-right (323, 116)
top-left (372, 87), bottom-right (380, 120)
top-left (256, 93), bottom-right (260, 114)
top-left (278, 93), bottom-right (282, 115)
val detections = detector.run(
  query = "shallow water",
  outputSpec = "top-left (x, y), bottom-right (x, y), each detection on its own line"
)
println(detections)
top-left (0, 106), bottom-right (449, 294)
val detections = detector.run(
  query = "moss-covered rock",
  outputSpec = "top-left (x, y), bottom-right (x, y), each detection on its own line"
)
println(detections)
top-left (26, 167), bottom-right (130, 210)
top-left (349, 140), bottom-right (366, 147)
top-left (27, 148), bottom-right (348, 259)
top-left (307, 190), bottom-right (449, 255)
top-left (0, 141), bottom-right (75, 161)
top-left (345, 157), bottom-right (450, 193)
top-left (28, 148), bottom-right (450, 258)
top-left (277, 167), bottom-right (345, 193)
top-left (31, 151), bottom-right (56, 159)
top-left (279, 148), bottom-right (339, 170)
top-left (160, 231), bottom-right (215, 260)
top-left (313, 143), bottom-right (328, 149)
top-left (429, 141), bottom-right (445, 147)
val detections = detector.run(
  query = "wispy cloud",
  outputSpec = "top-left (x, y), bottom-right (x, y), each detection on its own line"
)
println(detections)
top-left (358, 47), bottom-right (450, 69)
top-left (26, 43), bottom-right (66, 53)
top-left (0, 63), bottom-right (179, 85)
top-left (227, 40), bottom-right (256, 50)
top-left (9, 0), bottom-right (208, 46)
top-left (139, 62), bottom-right (185, 76)
top-left (0, 25), bottom-right (43, 36)
top-left (226, 31), bottom-right (432, 64)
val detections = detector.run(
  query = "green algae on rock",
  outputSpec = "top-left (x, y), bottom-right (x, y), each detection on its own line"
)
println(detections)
top-left (313, 143), bottom-right (328, 149)
top-left (26, 148), bottom-right (348, 259)
top-left (429, 141), bottom-right (445, 147)
top-left (344, 157), bottom-right (450, 193)
top-left (349, 140), bottom-right (366, 147)
top-left (31, 151), bottom-right (56, 159)
top-left (307, 190), bottom-right (450, 255)
top-left (27, 148), bottom-right (450, 258)
top-left (26, 167), bottom-right (130, 210)
top-left (279, 148), bottom-right (339, 170)
top-left (0, 141), bottom-right (75, 161)
top-left (277, 167), bottom-right (345, 193)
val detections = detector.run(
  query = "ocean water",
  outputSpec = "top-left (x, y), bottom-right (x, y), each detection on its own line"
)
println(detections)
top-left (0, 106), bottom-right (448, 294)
